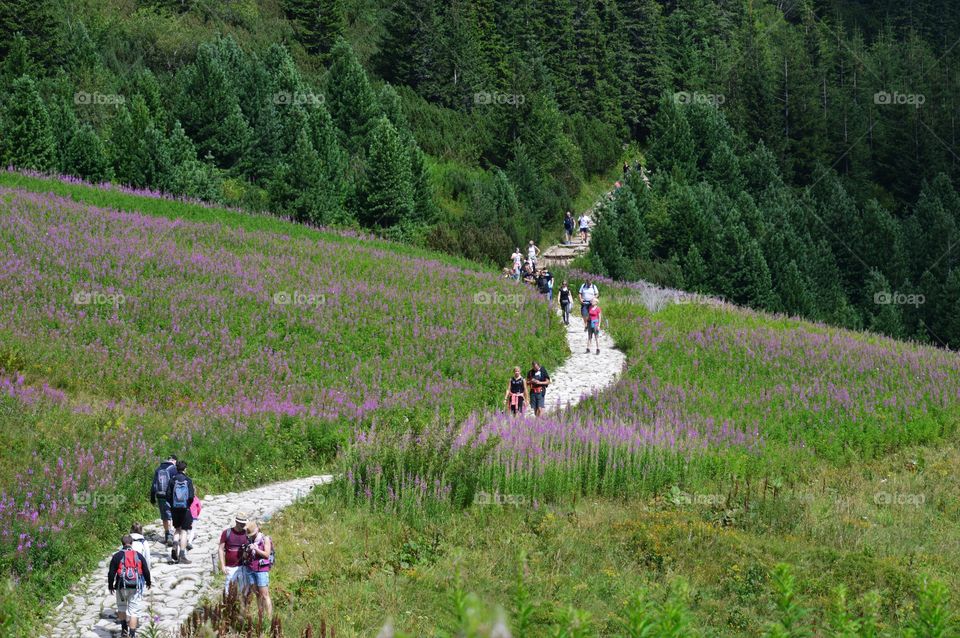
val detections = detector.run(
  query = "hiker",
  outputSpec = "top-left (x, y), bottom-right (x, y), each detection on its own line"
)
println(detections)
top-left (510, 247), bottom-right (523, 281)
top-left (558, 280), bottom-right (572, 325)
top-left (623, 161), bottom-right (630, 175)
top-left (527, 240), bottom-right (540, 269)
top-left (522, 259), bottom-right (535, 283)
top-left (242, 520), bottom-right (274, 621)
top-left (128, 523), bottom-right (151, 569)
top-left (527, 361), bottom-right (551, 417)
top-left (219, 512), bottom-right (251, 595)
top-left (577, 212), bottom-right (591, 243)
top-left (536, 269), bottom-right (554, 302)
top-left (504, 367), bottom-right (528, 416)
top-left (578, 280), bottom-right (599, 331)
top-left (586, 299), bottom-right (603, 354)
top-left (188, 494), bottom-right (202, 550)
top-left (149, 454), bottom-right (177, 546)
top-left (563, 211), bottom-right (574, 245)
top-left (108, 534), bottom-right (151, 638)
top-left (166, 460), bottom-right (194, 564)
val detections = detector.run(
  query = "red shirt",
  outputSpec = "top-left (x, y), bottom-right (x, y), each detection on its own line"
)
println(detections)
top-left (588, 306), bottom-right (601, 323)
top-left (220, 527), bottom-right (247, 567)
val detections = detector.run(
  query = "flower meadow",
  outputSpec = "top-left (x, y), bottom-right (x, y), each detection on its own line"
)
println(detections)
top-left (337, 291), bottom-right (960, 516)
top-left (0, 184), bottom-right (564, 604)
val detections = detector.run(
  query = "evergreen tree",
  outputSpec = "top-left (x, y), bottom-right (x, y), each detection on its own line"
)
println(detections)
top-left (618, 0), bottom-right (667, 138)
top-left (865, 269), bottom-right (904, 337)
top-left (326, 39), bottom-right (380, 154)
top-left (108, 95), bottom-right (169, 187)
top-left (357, 116), bottom-right (414, 228)
top-left (284, 0), bottom-right (346, 62)
top-left (64, 124), bottom-right (112, 182)
top-left (0, 75), bottom-right (56, 171)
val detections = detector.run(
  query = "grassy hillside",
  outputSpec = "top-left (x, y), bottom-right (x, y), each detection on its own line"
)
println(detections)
top-left (257, 280), bottom-right (960, 636)
top-left (0, 176), bottom-right (565, 634)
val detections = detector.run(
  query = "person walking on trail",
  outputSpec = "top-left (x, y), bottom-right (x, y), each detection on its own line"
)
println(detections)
top-left (510, 247), bottom-right (523, 281)
top-left (108, 534), bottom-right (152, 638)
top-left (527, 240), bottom-right (541, 269)
top-left (564, 211), bottom-right (575, 245)
top-left (166, 460), bottom-right (194, 564)
top-left (527, 361), bottom-right (551, 417)
top-left (623, 161), bottom-right (631, 175)
top-left (504, 367), bottom-right (528, 416)
top-left (578, 212), bottom-right (592, 243)
top-left (241, 520), bottom-right (274, 622)
top-left (586, 299), bottom-right (603, 354)
top-left (187, 494), bottom-right (202, 550)
top-left (578, 280), bottom-right (599, 331)
top-left (219, 512), bottom-right (250, 595)
top-left (128, 523), bottom-right (151, 569)
top-left (536, 268), bottom-right (554, 302)
top-left (149, 454), bottom-right (177, 546)
top-left (558, 280), bottom-right (573, 325)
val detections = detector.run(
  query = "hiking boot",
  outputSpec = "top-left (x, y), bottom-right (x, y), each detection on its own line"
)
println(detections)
top-left (165, 532), bottom-right (174, 546)
top-left (585, 348), bottom-right (590, 353)
top-left (179, 554), bottom-right (192, 564)
top-left (187, 542), bottom-right (194, 550)
top-left (595, 348), bottom-right (600, 354)
top-left (171, 546), bottom-right (179, 562)
top-left (120, 630), bottom-right (129, 638)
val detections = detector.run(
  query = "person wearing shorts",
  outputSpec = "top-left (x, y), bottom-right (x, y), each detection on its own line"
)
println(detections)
top-left (578, 280), bottom-right (599, 330)
top-left (166, 460), bottom-right (194, 564)
top-left (527, 362), bottom-right (550, 417)
top-left (219, 512), bottom-right (250, 595)
top-left (108, 534), bottom-right (151, 638)
top-left (149, 455), bottom-right (177, 546)
top-left (587, 299), bottom-right (603, 354)
top-left (242, 520), bottom-right (273, 621)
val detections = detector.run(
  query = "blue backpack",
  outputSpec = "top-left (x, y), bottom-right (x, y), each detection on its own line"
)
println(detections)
top-left (172, 477), bottom-right (190, 508)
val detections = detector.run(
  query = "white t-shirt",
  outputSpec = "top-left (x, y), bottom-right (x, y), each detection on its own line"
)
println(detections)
top-left (578, 215), bottom-right (591, 229)
top-left (579, 283), bottom-right (598, 303)
top-left (128, 534), bottom-right (151, 569)
top-left (528, 245), bottom-right (538, 260)
top-left (511, 251), bottom-right (522, 266)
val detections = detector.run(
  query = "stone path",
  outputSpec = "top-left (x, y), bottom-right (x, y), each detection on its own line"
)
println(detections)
top-left (546, 308), bottom-right (626, 412)
top-left (44, 475), bottom-right (331, 638)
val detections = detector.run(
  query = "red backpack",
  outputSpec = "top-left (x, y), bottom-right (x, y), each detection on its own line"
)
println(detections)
top-left (117, 549), bottom-right (143, 589)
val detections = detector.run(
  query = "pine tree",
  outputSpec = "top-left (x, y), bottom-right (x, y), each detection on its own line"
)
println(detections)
top-left (374, 0), bottom-right (441, 93)
top-left (618, 0), bottom-right (667, 138)
top-left (357, 116), bottom-right (414, 228)
top-left (284, 0), bottom-right (346, 62)
top-left (108, 95), bottom-right (169, 187)
top-left (0, 75), bottom-right (56, 171)
top-left (648, 95), bottom-right (697, 179)
top-left (64, 124), bottom-right (112, 182)
top-left (0, 0), bottom-right (57, 68)
top-left (683, 244), bottom-right (708, 292)
top-left (326, 40), bottom-right (380, 154)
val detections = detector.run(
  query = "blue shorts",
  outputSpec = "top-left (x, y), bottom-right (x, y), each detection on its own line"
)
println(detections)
top-left (245, 568), bottom-right (270, 587)
top-left (157, 498), bottom-right (172, 521)
top-left (530, 391), bottom-right (546, 410)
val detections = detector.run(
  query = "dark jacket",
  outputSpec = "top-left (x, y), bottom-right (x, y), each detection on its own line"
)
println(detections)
top-left (165, 472), bottom-right (195, 509)
top-left (150, 461), bottom-right (177, 504)
top-left (107, 548), bottom-right (152, 591)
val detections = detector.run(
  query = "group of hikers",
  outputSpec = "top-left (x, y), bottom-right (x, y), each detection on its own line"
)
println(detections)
top-left (504, 277), bottom-right (603, 417)
top-left (105, 455), bottom-right (275, 637)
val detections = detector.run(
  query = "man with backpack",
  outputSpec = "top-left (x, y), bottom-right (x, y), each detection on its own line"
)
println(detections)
top-left (578, 280), bottom-right (599, 331)
top-left (526, 361), bottom-right (551, 417)
top-left (536, 269), bottom-right (554, 302)
top-left (108, 534), bottom-right (152, 638)
top-left (149, 454), bottom-right (177, 546)
top-left (166, 460), bottom-right (194, 564)
top-left (219, 512), bottom-right (251, 595)
top-left (563, 211), bottom-right (574, 245)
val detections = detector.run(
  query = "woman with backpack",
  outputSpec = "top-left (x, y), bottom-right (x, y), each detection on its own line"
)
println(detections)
top-left (504, 366), bottom-right (528, 416)
top-left (242, 520), bottom-right (273, 622)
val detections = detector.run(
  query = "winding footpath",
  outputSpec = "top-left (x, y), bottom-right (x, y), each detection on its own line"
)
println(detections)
top-left (45, 221), bottom-right (631, 638)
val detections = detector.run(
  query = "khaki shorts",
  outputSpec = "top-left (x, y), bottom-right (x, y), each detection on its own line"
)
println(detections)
top-left (115, 587), bottom-right (145, 618)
